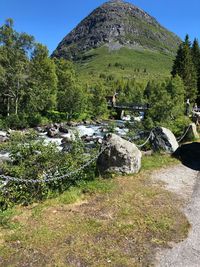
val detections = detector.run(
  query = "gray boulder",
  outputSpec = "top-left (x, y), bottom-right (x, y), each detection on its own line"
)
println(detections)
top-left (150, 127), bottom-right (178, 153)
top-left (35, 126), bottom-right (46, 133)
top-left (97, 134), bottom-right (142, 175)
top-left (47, 128), bottom-right (59, 138)
top-left (61, 138), bottom-right (73, 152)
top-left (0, 136), bottom-right (9, 143)
top-left (0, 131), bottom-right (9, 143)
top-left (59, 124), bottom-right (69, 133)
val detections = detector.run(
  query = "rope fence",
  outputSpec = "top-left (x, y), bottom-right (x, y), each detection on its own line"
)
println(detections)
top-left (177, 124), bottom-right (192, 143)
top-left (0, 144), bottom-right (108, 184)
top-left (0, 125), bottom-right (192, 185)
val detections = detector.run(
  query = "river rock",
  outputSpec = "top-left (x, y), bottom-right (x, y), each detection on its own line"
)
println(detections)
top-left (61, 138), bottom-right (73, 152)
top-left (0, 131), bottom-right (9, 143)
top-left (67, 121), bottom-right (78, 127)
top-left (35, 126), bottom-right (46, 133)
top-left (0, 131), bottom-right (7, 137)
top-left (83, 120), bottom-right (91, 125)
top-left (54, 123), bottom-right (60, 129)
top-left (0, 136), bottom-right (9, 143)
top-left (47, 128), bottom-right (59, 138)
top-left (150, 127), bottom-right (179, 153)
top-left (59, 124), bottom-right (69, 133)
top-left (97, 134), bottom-right (142, 175)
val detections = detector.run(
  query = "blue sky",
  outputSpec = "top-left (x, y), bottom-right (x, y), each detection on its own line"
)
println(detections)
top-left (0, 0), bottom-right (200, 54)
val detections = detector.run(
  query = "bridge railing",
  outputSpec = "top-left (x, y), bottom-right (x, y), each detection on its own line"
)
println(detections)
top-left (107, 103), bottom-right (149, 110)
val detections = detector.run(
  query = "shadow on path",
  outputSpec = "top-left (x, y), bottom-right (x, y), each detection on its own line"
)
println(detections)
top-left (173, 142), bottom-right (200, 171)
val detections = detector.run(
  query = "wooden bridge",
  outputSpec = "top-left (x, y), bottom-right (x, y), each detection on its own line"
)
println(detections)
top-left (107, 102), bottom-right (149, 119)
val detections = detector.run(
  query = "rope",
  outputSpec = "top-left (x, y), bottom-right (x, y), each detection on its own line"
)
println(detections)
top-left (0, 124), bottom-right (192, 185)
top-left (0, 144), bottom-right (108, 184)
top-left (177, 125), bottom-right (191, 143)
top-left (135, 130), bottom-right (153, 148)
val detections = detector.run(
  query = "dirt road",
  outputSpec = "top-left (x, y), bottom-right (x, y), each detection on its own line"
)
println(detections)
top-left (153, 164), bottom-right (200, 267)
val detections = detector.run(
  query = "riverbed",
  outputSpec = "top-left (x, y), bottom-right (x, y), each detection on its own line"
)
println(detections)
top-left (0, 120), bottom-right (132, 161)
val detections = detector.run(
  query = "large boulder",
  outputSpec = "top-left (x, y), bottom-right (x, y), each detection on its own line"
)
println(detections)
top-left (150, 127), bottom-right (178, 153)
top-left (97, 134), bottom-right (142, 175)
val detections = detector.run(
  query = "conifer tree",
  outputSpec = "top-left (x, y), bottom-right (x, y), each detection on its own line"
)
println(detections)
top-left (171, 34), bottom-right (197, 102)
top-left (191, 38), bottom-right (200, 103)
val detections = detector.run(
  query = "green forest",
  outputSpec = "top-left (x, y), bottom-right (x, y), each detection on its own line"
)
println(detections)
top-left (0, 19), bottom-right (200, 130)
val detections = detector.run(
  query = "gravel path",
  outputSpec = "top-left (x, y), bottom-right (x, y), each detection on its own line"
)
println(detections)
top-left (153, 164), bottom-right (200, 267)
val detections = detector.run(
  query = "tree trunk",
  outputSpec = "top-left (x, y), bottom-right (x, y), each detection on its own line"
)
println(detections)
top-left (15, 97), bottom-right (18, 115)
top-left (7, 97), bottom-right (10, 117)
top-left (15, 77), bottom-right (20, 115)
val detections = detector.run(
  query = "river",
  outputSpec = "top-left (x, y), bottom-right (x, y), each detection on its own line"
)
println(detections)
top-left (0, 119), bottom-right (132, 162)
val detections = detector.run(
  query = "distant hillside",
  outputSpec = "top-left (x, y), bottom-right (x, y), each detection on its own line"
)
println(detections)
top-left (52, 0), bottom-right (181, 81)
top-left (75, 46), bottom-right (175, 83)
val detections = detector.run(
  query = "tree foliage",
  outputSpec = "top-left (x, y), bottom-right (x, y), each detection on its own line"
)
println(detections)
top-left (55, 58), bottom-right (86, 119)
top-left (144, 76), bottom-right (185, 128)
top-left (25, 44), bottom-right (58, 114)
top-left (0, 18), bottom-right (34, 116)
top-left (0, 19), bottom-right (198, 130)
top-left (191, 38), bottom-right (200, 103)
top-left (172, 35), bottom-right (198, 102)
top-left (90, 82), bottom-right (108, 118)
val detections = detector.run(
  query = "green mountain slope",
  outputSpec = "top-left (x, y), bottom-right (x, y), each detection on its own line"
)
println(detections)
top-left (76, 46), bottom-right (174, 83)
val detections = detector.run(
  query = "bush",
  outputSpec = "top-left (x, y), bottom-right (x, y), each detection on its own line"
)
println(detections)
top-left (27, 113), bottom-right (43, 127)
top-left (0, 117), bottom-right (6, 130)
top-left (5, 114), bottom-right (28, 129)
top-left (163, 116), bottom-right (191, 137)
top-left (46, 110), bottom-right (68, 122)
top-left (0, 132), bottom-right (97, 210)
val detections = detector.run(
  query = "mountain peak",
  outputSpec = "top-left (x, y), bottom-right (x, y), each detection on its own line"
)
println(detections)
top-left (52, 1), bottom-right (181, 60)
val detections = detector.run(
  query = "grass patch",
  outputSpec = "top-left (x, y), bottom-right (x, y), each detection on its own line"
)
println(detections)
top-left (142, 153), bottom-right (179, 171)
top-left (0, 209), bottom-right (21, 230)
top-left (77, 46), bottom-right (174, 85)
top-left (0, 154), bottom-right (189, 266)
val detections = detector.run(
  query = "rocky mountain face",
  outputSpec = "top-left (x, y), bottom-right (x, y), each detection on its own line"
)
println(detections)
top-left (52, 0), bottom-right (181, 60)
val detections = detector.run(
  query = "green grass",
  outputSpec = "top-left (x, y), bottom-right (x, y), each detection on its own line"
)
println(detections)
top-left (76, 46), bottom-right (174, 84)
top-left (0, 154), bottom-right (189, 266)
top-left (142, 153), bottom-right (179, 171)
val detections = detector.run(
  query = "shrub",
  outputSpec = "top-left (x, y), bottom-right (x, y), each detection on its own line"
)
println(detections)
top-left (163, 116), bottom-right (191, 137)
top-left (0, 117), bottom-right (6, 130)
top-left (5, 114), bottom-right (28, 129)
top-left (27, 113), bottom-right (43, 127)
top-left (0, 132), bottom-right (97, 210)
top-left (46, 110), bottom-right (68, 122)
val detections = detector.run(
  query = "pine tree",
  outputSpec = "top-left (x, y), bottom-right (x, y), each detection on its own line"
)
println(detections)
top-left (171, 34), bottom-right (197, 102)
top-left (191, 38), bottom-right (200, 103)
